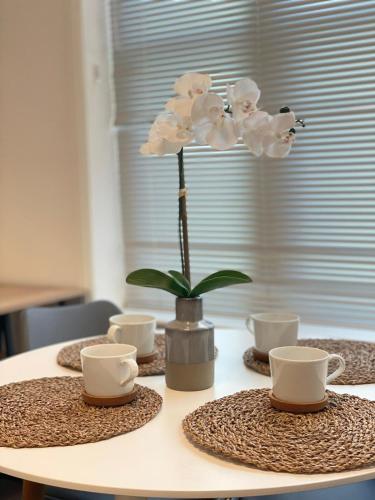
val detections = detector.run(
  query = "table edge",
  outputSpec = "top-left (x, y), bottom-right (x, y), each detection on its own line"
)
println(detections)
top-left (0, 463), bottom-right (374, 497)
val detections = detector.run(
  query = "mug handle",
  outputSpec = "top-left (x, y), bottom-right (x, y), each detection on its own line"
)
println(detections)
top-left (326, 354), bottom-right (346, 384)
top-left (245, 316), bottom-right (254, 335)
top-left (107, 325), bottom-right (121, 343)
top-left (120, 358), bottom-right (139, 386)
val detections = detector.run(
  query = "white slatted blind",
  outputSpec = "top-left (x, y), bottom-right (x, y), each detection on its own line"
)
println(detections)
top-left (109, 0), bottom-right (375, 328)
top-left (258, 0), bottom-right (375, 328)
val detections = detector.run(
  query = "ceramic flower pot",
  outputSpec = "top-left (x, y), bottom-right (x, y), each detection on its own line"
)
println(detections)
top-left (165, 297), bottom-right (214, 391)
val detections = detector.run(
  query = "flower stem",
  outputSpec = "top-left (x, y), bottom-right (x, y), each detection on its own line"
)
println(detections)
top-left (177, 148), bottom-right (191, 283)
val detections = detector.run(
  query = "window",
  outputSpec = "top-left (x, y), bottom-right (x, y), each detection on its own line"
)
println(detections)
top-left (109, 0), bottom-right (375, 329)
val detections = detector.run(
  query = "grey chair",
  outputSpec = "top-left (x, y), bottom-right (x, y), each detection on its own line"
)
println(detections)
top-left (5, 300), bottom-right (121, 499)
top-left (23, 300), bottom-right (121, 350)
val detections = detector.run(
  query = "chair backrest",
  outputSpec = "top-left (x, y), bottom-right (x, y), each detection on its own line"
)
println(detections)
top-left (23, 300), bottom-right (122, 350)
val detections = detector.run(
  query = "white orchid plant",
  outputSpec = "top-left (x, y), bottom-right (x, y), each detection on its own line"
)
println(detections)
top-left (126, 72), bottom-right (305, 298)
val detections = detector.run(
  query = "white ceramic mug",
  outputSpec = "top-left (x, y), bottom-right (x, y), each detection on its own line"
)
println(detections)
top-left (246, 312), bottom-right (299, 354)
top-left (269, 345), bottom-right (346, 404)
top-left (107, 314), bottom-right (156, 356)
top-left (81, 343), bottom-right (139, 397)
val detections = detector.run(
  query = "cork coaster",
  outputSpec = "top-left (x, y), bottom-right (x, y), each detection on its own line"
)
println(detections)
top-left (82, 386), bottom-right (139, 407)
top-left (57, 334), bottom-right (166, 376)
top-left (58, 334), bottom-right (218, 376)
top-left (0, 377), bottom-right (162, 448)
top-left (268, 390), bottom-right (329, 413)
top-left (253, 347), bottom-right (269, 363)
top-left (137, 350), bottom-right (159, 364)
top-left (183, 388), bottom-right (375, 474)
top-left (243, 339), bottom-right (375, 385)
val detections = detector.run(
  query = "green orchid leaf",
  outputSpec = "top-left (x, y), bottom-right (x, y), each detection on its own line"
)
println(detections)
top-left (126, 269), bottom-right (189, 297)
top-left (168, 270), bottom-right (191, 293)
top-left (197, 270), bottom-right (252, 282)
top-left (190, 270), bottom-right (252, 297)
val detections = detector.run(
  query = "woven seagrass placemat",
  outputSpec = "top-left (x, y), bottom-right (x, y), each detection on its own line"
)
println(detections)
top-left (58, 334), bottom-right (218, 376)
top-left (183, 388), bottom-right (375, 474)
top-left (58, 334), bottom-right (166, 376)
top-left (243, 339), bottom-right (375, 385)
top-left (0, 376), bottom-right (162, 448)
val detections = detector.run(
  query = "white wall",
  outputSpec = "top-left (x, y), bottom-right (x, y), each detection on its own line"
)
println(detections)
top-left (80, 0), bottom-right (126, 305)
top-left (0, 0), bottom-right (90, 288)
top-left (0, 0), bottom-right (125, 305)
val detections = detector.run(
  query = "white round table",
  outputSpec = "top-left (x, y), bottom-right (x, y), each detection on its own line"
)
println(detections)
top-left (0, 326), bottom-right (374, 499)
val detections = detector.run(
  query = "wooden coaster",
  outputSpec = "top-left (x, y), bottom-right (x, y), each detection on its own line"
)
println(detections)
top-left (253, 348), bottom-right (269, 363)
top-left (82, 386), bottom-right (138, 407)
top-left (269, 390), bottom-right (328, 413)
top-left (137, 350), bottom-right (158, 364)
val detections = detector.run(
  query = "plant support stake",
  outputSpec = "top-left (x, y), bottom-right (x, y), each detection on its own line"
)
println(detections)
top-left (177, 148), bottom-right (191, 283)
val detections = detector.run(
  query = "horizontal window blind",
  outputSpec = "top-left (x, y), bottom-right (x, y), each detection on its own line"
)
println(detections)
top-left (109, 0), bottom-right (375, 328)
top-left (258, 0), bottom-right (375, 328)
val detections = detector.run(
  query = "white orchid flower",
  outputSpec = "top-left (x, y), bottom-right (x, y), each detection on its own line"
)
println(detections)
top-left (140, 73), bottom-right (303, 157)
top-left (242, 111), bottom-right (272, 157)
top-left (140, 123), bottom-right (182, 155)
top-left (166, 72), bottom-right (212, 119)
top-left (262, 111), bottom-right (296, 158)
top-left (242, 110), bottom-right (296, 158)
top-left (140, 139), bottom-right (181, 156)
top-left (174, 72), bottom-right (212, 98)
top-left (155, 112), bottom-right (193, 145)
top-left (191, 93), bottom-right (238, 150)
top-left (140, 112), bottom-right (193, 156)
top-left (165, 97), bottom-right (193, 119)
top-left (227, 78), bottom-right (260, 123)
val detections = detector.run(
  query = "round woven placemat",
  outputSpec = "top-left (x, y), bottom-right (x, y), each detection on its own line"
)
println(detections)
top-left (183, 388), bottom-right (375, 474)
top-left (0, 376), bottom-right (162, 448)
top-left (58, 334), bottom-right (166, 376)
top-left (243, 339), bottom-right (375, 385)
top-left (58, 334), bottom-right (218, 376)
